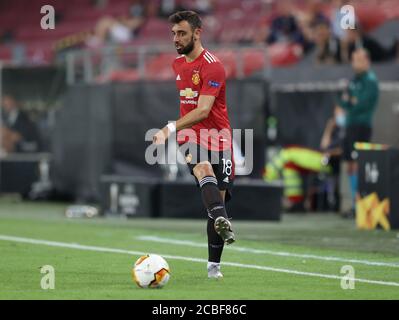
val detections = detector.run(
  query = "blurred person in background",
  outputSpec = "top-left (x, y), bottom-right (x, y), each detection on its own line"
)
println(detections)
top-left (190, 0), bottom-right (215, 16)
top-left (263, 117), bottom-right (343, 212)
top-left (86, 0), bottom-right (147, 48)
top-left (0, 30), bottom-right (15, 45)
top-left (155, 0), bottom-right (215, 20)
top-left (263, 146), bottom-right (333, 212)
top-left (296, 0), bottom-right (329, 53)
top-left (336, 48), bottom-right (379, 218)
top-left (311, 19), bottom-right (343, 64)
top-left (157, 0), bottom-right (186, 18)
top-left (262, 0), bottom-right (308, 50)
top-left (1, 94), bottom-right (41, 154)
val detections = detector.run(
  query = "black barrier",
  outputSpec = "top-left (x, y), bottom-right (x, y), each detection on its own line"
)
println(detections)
top-left (52, 76), bottom-right (399, 202)
top-left (226, 180), bottom-right (282, 220)
top-left (271, 84), bottom-right (399, 150)
top-left (52, 85), bottom-right (113, 201)
top-left (54, 80), bottom-right (267, 201)
top-left (157, 180), bottom-right (203, 219)
top-left (0, 153), bottom-right (52, 198)
top-left (269, 63), bottom-right (399, 84)
top-left (372, 87), bottom-right (399, 148)
top-left (1, 66), bottom-right (66, 105)
top-left (111, 82), bottom-right (179, 176)
top-left (111, 80), bottom-right (267, 175)
top-left (100, 175), bottom-right (159, 217)
top-left (0, 155), bottom-right (40, 195)
top-left (272, 90), bottom-right (338, 149)
top-left (268, 61), bottom-right (399, 149)
top-left (100, 175), bottom-right (282, 220)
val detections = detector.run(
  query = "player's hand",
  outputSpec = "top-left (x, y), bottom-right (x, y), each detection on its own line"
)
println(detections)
top-left (152, 127), bottom-right (170, 145)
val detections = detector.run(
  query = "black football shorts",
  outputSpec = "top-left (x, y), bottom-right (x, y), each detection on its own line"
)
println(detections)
top-left (343, 125), bottom-right (372, 161)
top-left (179, 142), bottom-right (235, 202)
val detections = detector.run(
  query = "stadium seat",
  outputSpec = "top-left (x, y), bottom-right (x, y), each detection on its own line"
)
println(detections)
top-left (268, 43), bottom-right (302, 67)
top-left (145, 53), bottom-right (177, 81)
top-left (243, 48), bottom-right (267, 76)
top-left (217, 15), bottom-right (261, 43)
top-left (139, 18), bottom-right (172, 43)
top-left (354, 4), bottom-right (388, 32)
top-left (214, 0), bottom-right (243, 13)
top-left (212, 49), bottom-right (238, 79)
top-left (0, 13), bottom-right (20, 30)
top-left (1, 0), bottom-right (397, 70)
top-left (0, 46), bottom-right (12, 62)
top-left (25, 45), bottom-right (54, 65)
top-left (96, 68), bottom-right (140, 83)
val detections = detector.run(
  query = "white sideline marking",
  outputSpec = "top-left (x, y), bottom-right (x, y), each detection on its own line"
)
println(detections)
top-left (1, 235), bottom-right (399, 288)
top-left (136, 235), bottom-right (399, 269)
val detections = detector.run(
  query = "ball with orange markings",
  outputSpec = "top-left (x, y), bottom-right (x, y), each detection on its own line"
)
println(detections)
top-left (132, 254), bottom-right (170, 288)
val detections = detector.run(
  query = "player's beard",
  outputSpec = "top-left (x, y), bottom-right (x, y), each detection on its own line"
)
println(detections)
top-left (176, 36), bottom-right (195, 55)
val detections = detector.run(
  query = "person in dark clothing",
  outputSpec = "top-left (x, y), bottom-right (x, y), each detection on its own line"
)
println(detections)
top-left (336, 49), bottom-right (379, 218)
top-left (312, 19), bottom-right (343, 64)
top-left (1, 94), bottom-right (41, 153)
top-left (265, 0), bottom-right (309, 50)
top-left (267, 15), bottom-right (305, 45)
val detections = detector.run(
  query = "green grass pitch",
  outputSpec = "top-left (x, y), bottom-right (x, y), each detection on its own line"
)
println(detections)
top-left (0, 197), bottom-right (398, 300)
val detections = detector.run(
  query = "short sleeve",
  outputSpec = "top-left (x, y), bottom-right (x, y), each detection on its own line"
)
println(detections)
top-left (200, 62), bottom-right (225, 97)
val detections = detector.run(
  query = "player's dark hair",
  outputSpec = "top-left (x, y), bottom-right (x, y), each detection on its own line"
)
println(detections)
top-left (168, 10), bottom-right (202, 31)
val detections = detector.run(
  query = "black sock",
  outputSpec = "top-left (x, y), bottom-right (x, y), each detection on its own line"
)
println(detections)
top-left (199, 176), bottom-right (228, 220)
top-left (207, 217), bottom-right (224, 263)
top-left (199, 176), bottom-right (227, 263)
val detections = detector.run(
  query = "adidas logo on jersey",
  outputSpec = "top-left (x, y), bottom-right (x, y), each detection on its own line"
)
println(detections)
top-left (223, 177), bottom-right (229, 183)
top-left (176, 74), bottom-right (181, 80)
top-left (204, 51), bottom-right (217, 64)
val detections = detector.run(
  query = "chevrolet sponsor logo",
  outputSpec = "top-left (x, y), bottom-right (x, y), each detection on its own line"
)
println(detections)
top-left (180, 88), bottom-right (198, 99)
top-left (181, 100), bottom-right (198, 105)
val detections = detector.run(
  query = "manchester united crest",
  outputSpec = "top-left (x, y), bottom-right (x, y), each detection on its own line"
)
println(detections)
top-left (192, 72), bottom-right (200, 85)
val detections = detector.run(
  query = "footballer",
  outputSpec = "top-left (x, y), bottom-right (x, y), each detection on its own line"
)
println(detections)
top-left (153, 11), bottom-right (235, 279)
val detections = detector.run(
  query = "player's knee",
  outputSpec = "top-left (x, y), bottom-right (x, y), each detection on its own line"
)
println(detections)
top-left (193, 161), bottom-right (215, 180)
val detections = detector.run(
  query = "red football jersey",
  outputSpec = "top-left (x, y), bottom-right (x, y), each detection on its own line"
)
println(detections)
top-left (172, 49), bottom-right (233, 151)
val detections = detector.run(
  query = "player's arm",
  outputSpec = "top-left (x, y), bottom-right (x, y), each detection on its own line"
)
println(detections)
top-left (320, 118), bottom-right (336, 150)
top-left (152, 95), bottom-right (215, 145)
top-left (176, 95), bottom-right (215, 130)
top-left (153, 61), bottom-right (224, 145)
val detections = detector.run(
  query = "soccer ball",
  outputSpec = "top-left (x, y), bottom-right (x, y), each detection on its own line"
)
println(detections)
top-left (132, 254), bottom-right (170, 288)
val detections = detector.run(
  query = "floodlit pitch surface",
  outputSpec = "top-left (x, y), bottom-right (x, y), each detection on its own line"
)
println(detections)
top-left (0, 198), bottom-right (398, 299)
